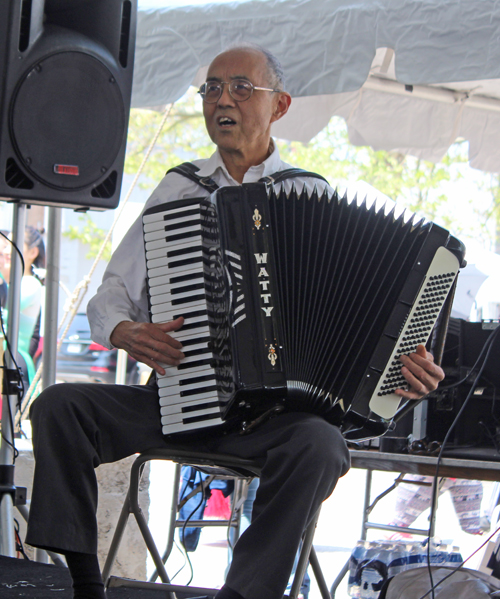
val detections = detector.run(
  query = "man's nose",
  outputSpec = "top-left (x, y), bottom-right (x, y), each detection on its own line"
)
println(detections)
top-left (217, 84), bottom-right (235, 107)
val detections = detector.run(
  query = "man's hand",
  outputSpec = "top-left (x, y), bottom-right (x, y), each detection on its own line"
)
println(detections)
top-left (110, 318), bottom-right (185, 376)
top-left (395, 344), bottom-right (445, 400)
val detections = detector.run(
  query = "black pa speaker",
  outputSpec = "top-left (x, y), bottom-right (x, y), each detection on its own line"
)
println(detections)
top-left (427, 318), bottom-right (500, 452)
top-left (0, 0), bottom-right (137, 210)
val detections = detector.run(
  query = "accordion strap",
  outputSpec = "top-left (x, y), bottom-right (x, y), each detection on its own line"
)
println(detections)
top-left (166, 162), bottom-right (219, 192)
top-left (259, 168), bottom-right (329, 186)
top-left (166, 162), bottom-right (329, 192)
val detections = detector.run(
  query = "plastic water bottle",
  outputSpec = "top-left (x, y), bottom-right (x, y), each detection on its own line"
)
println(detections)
top-left (388, 541), bottom-right (408, 577)
top-left (359, 543), bottom-right (390, 599)
top-left (445, 545), bottom-right (463, 568)
top-left (406, 541), bottom-right (423, 571)
top-left (348, 540), bottom-right (366, 598)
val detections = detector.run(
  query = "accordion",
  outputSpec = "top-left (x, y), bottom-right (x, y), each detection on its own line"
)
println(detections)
top-left (143, 183), bottom-right (465, 440)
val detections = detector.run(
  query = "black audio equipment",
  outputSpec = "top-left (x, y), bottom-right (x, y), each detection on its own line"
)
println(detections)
top-left (143, 184), bottom-right (465, 440)
top-left (426, 318), bottom-right (500, 456)
top-left (0, 0), bottom-right (137, 210)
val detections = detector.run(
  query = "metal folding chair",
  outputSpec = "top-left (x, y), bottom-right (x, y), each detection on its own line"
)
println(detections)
top-left (102, 443), bottom-right (331, 599)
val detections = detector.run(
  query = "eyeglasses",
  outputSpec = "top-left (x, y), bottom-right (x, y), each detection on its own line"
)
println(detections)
top-left (198, 79), bottom-right (281, 103)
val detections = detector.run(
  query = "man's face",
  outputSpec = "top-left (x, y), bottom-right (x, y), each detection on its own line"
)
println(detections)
top-left (203, 49), bottom-right (282, 165)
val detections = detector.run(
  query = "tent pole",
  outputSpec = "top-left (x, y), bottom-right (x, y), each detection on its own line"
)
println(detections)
top-left (32, 205), bottom-right (62, 564)
top-left (42, 207), bottom-right (62, 391)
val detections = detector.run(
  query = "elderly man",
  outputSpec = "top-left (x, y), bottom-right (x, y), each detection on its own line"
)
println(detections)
top-left (26, 45), bottom-right (444, 599)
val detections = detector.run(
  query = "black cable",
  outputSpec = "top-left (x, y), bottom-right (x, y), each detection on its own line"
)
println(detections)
top-left (169, 537), bottom-right (188, 582)
top-left (416, 521), bottom-right (500, 599)
top-left (0, 306), bottom-right (24, 462)
top-left (13, 518), bottom-right (30, 560)
top-left (418, 324), bottom-right (500, 599)
top-left (430, 324), bottom-right (500, 394)
top-left (0, 233), bottom-right (30, 459)
top-left (178, 468), bottom-right (210, 586)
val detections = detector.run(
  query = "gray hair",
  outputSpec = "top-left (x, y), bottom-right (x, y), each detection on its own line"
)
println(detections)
top-left (221, 43), bottom-right (286, 90)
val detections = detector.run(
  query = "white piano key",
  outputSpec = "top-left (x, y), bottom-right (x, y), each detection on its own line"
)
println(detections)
top-left (146, 240), bottom-right (202, 261)
top-left (150, 284), bottom-right (204, 305)
top-left (163, 238), bottom-right (204, 255)
top-left (162, 405), bottom-right (221, 422)
top-left (151, 301), bottom-right (208, 323)
top-left (148, 271), bottom-right (202, 290)
top-left (162, 416), bottom-right (223, 436)
top-left (144, 222), bottom-right (202, 243)
top-left (182, 340), bottom-right (211, 353)
top-left (159, 379), bottom-right (216, 399)
top-left (174, 352), bottom-right (212, 366)
top-left (144, 213), bottom-right (203, 235)
top-left (172, 325), bottom-right (211, 341)
top-left (145, 235), bottom-right (200, 253)
top-left (150, 281), bottom-right (205, 303)
top-left (160, 391), bottom-right (219, 410)
top-left (142, 202), bottom-right (203, 226)
top-left (157, 364), bottom-right (215, 388)
top-left (150, 280), bottom-right (204, 298)
top-left (147, 254), bottom-right (204, 274)
top-left (151, 295), bottom-right (207, 315)
top-left (147, 245), bottom-right (203, 270)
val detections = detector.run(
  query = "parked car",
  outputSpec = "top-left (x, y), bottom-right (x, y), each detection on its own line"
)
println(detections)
top-left (56, 313), bottom-right (139, 385)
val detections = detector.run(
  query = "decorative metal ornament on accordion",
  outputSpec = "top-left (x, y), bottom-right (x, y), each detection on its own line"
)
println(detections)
top-left (142, 182), bottom-right (466, 440)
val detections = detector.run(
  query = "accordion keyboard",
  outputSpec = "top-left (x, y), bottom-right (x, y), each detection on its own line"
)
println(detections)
top-left (143, 200), bottom-right (224, 435)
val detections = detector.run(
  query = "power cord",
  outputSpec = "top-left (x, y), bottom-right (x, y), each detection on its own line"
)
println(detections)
top-left (418, 324), bottom-right (500, 599)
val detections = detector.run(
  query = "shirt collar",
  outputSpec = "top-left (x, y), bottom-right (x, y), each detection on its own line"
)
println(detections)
top-left (196, 139), bottom-right (282, 184)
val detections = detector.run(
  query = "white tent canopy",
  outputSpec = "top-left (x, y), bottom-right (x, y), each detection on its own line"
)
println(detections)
top-left (133, 0), bottom-right (500, 172)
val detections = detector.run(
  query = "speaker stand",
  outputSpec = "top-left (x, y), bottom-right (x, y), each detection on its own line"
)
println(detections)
top-left (0, 203), bottom-right (27, 556)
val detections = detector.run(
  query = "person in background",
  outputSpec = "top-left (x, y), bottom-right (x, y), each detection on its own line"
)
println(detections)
top-left (390, 475), bottom-right (486, 536)
top-left (0, 230), bottom-right (10, 308)
top-left (0, 226), bottom-right (45, 385)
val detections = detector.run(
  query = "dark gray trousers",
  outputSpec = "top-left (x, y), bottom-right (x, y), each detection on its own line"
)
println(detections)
top-left (26, 382), bottom-right (350, 599)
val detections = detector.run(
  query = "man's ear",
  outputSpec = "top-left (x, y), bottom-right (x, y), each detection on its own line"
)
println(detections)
top-left (270, 92), bottom-right (292, 124)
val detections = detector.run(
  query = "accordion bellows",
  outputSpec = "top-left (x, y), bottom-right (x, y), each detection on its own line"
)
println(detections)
top-left (143, 183), bottom-right (465, 439)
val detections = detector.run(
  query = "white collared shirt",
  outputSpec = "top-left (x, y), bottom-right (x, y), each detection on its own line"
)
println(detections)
top-left (87, 143), bottom-right (332, 347)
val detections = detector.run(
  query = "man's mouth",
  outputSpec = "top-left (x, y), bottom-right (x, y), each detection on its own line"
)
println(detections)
top-left (217, 116), bottom-right (236, 127)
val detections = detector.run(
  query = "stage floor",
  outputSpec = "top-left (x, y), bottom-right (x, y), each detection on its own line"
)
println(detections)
top-left (0, 555), bottom-right (202, 598)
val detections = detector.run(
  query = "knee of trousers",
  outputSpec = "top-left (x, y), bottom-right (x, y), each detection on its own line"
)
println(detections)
top-left (283, 414), bottom-right (351, 483)
top-left (30, 383), bottom-right (91, 437)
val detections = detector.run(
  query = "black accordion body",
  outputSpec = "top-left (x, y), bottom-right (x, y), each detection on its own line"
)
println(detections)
top-left (142, 184), bottom-right (465, 440)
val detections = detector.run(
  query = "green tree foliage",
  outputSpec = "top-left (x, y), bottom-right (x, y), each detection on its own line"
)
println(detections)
top-left (474, 173), bottom-right (500, 252)
top-left (63, 215), bottom-right (112, 262)
top-left (124, 89), bottom-right (213, 187)
top-left (276, 118), bottom-right (470, 230)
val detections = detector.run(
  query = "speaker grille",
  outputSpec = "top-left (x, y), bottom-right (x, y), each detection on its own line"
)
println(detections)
top-left (9, 51), bottom-right (126, 191)
top-left (18, 0), bottom-right (32, 52)
top-left (5, 157), bottom-right (34, 189)
top-left (91, 171), bottom-right (118, 199)
top-left (119, 1), bottom-right (132, 68)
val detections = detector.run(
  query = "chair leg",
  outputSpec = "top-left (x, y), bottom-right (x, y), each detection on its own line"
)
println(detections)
top-left (149, 463), bottom-right (182, 583)
top-left (102, 487), bottom-right (133, 584)
top-left (309, 546), bottom-right (332, 599)
top-left (104, 456), bottom-right (173, 587)
top-left (127, 457), bottom-right (173, 585)
top-left (289, 508), bottom-right (320, 599)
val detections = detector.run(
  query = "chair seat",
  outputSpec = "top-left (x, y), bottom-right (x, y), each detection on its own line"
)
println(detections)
top-left (144, 444), bottom-right (265, 479)
top-left (103, 445), bottom-right (330, 599)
